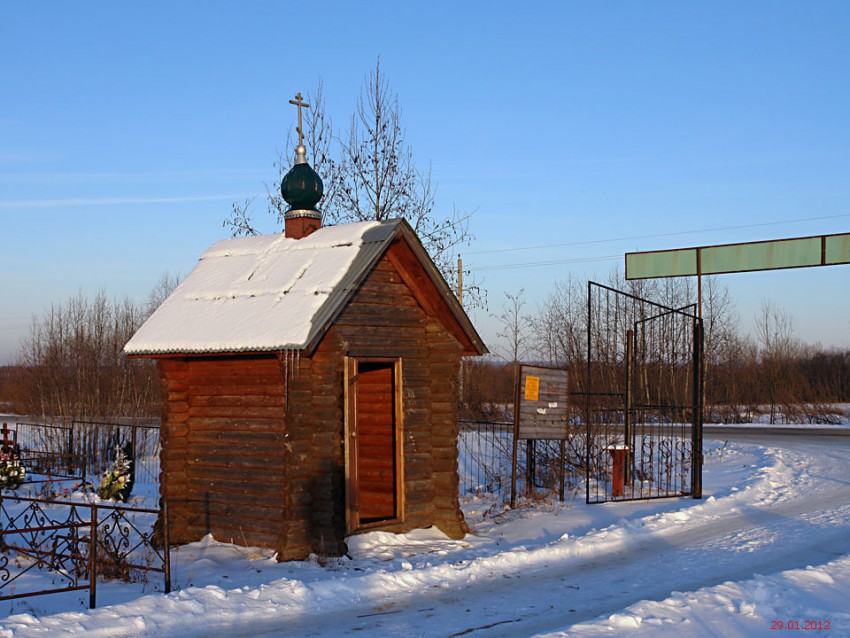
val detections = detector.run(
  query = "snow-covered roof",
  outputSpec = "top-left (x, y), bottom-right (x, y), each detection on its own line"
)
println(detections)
top-left (125, 221), bottom-right (390, 355)
top-left (124, 219), bottom-right (485, 356)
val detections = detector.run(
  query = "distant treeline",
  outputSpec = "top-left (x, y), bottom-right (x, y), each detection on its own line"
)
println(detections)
top-left (463, 274), bottom-right (850, 425)
top-left (2, 274), bottom-right (848, 426)
top-left (461, 351), bottom-right (850, 425)
top-left (2, 275), bottom-right (178, 423)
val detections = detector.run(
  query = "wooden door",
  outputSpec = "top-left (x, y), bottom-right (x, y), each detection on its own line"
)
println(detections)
top-left (346, 358), bottom-right (403, 532)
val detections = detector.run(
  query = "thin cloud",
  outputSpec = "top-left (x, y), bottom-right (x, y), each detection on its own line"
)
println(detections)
top-left (0, 168), bottom-right (264, 183)
top-left (0, 194), bottom-right (249, 210)
top-left (0, 151), bottom-right (61, 163)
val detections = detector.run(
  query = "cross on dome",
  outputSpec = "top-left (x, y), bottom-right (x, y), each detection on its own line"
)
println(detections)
top-left (288, 92), bottom-right (310, 149)
top-left (281, 90), bottom-right (323, 229)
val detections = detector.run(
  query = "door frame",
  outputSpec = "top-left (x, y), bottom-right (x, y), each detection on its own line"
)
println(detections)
top-left (344, 356), bottom-right (405, 534)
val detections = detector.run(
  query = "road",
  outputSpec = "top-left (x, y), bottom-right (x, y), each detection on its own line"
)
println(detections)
top-left (705, 425), bottom-right (850, 438)
top-left (225, 432), bottom-right (850, 638)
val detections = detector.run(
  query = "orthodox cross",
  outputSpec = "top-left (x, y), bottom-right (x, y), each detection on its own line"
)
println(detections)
top-left (288, 92), bottom-right (310, 147)
top-left (1, 422), bottom-right (15, 448)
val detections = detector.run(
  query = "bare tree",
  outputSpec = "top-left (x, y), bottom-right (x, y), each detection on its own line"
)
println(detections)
top-left (494, 289), bottom-right (531, 363)
top-left (530, 274), bottom-right (587, 368)
top-left (223, 196), bottom-right (261, 237)
top-left (145, 271), bottom-right (182, 316)
top-left (14, 291), bottom-right (159, 422)
top-left (11, 273), bottom-right (183, 422)
top-left (337, 61), bottom-right (477, 300)
top-left (338, 59), bottom-right (418, 222)
top-left (524, 269), bottom-right (845, 426)
top-left (754, 299), bottom-right (802, 424)
top-left (223, 60), bottom-right (479, 306)
top-left (224, 81), bottom-right (342, 237)
top-left (755, 299), bottom-right (797, 358)
top-left (701, 276), bottom-right (739, 365)
top-left (280, 80), bottom-right (344, 226)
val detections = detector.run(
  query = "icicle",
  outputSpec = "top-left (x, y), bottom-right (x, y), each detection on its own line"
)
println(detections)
top-left (288, 348), bottom-right (293, 386)
top-left (277, 350), bottom-right (289, 411)
top-left (277, 348), bottom-right (303, 411)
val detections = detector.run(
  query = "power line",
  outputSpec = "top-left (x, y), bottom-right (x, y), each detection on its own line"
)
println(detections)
top-left (464, 212), bottom-right (850, 256)
top-left (471, 254), bottom-right (620, 272)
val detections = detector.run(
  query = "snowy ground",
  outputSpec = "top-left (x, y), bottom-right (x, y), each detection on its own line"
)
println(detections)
top-left (2, 429), bottom-right (850, 636)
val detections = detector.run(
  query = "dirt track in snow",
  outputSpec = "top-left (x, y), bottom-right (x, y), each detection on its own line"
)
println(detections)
top-left (229, 436), bottom-right (850, 638)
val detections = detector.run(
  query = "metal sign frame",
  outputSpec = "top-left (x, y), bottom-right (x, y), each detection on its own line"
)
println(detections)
top-left (625, 232), bottom-right (850, 280)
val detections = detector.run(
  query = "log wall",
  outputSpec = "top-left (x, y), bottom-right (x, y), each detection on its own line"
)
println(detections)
top-left (158, 246), bottom-right (469, 561)
top-left (276, 254), bottom-right (467, 559)
top-left (158, 356), bottom-right (287, 549)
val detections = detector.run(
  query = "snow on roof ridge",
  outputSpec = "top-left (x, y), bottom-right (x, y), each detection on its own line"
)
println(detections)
top-left (124, 220), bottom-right (389, 355)
top-left (202, 221), bottom-right (380, 259)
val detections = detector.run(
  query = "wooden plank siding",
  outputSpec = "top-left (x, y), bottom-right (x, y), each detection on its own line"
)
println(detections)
top-left (158, 356), bottom-right (287, 549)
top-left (157, 246), bottom-right (469, 561)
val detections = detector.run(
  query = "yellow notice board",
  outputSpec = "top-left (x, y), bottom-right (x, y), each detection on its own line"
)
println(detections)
top-left (524, 376), bottom-right (540, 401)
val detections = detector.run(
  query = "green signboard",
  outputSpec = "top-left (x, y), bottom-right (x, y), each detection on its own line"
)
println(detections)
top-left (626, 232), bottom-right (850, 280)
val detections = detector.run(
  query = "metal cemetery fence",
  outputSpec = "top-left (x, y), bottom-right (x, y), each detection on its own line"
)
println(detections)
top-left (0, 493), bottom-right (170, 608)
top-left (458, 421), bottom-right (585, 499)
top-left (458, 421), bottom-right (515, 496)
top-left (13, 420), bottom-right (160, 485)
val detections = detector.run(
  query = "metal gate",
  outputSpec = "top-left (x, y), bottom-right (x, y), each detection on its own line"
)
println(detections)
top-left (585, 282), bottom-right (703, 504)
top-left (1, 494), bottom-right (170, 609)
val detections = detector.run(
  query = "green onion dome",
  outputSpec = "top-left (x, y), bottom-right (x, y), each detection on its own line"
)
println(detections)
top-left (281, 145), bottom-right (323, 211)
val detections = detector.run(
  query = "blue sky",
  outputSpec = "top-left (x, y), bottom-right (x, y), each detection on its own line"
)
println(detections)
top-left (2, 1), bottom-right (850, 363)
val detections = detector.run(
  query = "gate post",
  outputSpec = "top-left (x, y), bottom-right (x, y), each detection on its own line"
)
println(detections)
top-left (525, 440), bottom-right (536, 494)
top-left (163, 498), bottom-right (171, 594)
top-left (510, 362), bottom-right (521, 508)
top-left (691, 319), bottom-right (704, 499)
top-left (624, 329), bottom-right (633, 486)
top-left (585, 280), bottom-right (592, 505)
top-left (608, 446), bottom-right (629, 497)
top-left (67, 425), bottom-right (75, 475)
top-left (89, 503), bottom-right (97, 609)
top-left (0, 491), bottom-right (5, 552)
